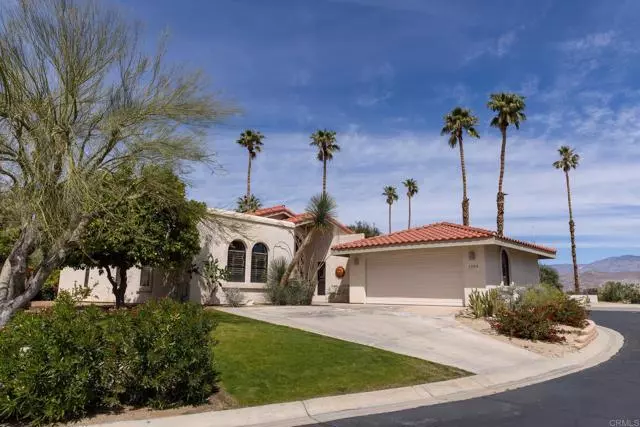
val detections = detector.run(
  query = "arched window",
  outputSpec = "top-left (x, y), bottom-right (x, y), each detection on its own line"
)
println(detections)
top-left (251, 243), bottom-right (268, 283)
top-left (227, 240), bottom-right (246, 282)
top-left (501, 249), bottom-right (511, 286)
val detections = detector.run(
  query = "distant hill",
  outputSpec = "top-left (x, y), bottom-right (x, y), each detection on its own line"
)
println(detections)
top-left (546, 255), bottom-right (640, 289)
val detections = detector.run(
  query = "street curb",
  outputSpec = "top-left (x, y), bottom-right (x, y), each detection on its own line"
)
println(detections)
top-left (86, 325), bottom-right (623, 427)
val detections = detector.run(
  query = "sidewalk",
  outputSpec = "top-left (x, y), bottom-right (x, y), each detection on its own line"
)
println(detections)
top-left (590, 302), bottom-right (640, 311)
top-left (85, 325), bottom-right (623, 427)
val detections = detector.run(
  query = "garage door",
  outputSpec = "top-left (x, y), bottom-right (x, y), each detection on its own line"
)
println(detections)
top-left (365, 250), bottom-right (463, 305)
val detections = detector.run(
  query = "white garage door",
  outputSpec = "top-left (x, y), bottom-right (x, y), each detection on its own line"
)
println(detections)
top-left (365, 250), bottom-right (464, 305)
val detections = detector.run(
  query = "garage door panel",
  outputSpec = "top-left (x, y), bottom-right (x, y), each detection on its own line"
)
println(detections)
top-left (366, 251), bottom-right (463, 299)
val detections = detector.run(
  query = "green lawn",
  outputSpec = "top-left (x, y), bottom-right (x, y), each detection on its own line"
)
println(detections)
top-left (209, 310), bottom-right (470, 407)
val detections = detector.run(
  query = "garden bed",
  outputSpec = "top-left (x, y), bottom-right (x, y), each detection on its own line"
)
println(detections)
top-left (456, 313), bottom-right (588, 358)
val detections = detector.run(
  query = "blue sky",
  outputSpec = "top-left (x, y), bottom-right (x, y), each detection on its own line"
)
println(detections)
top-left (111, 0), bottom-right (640, 264)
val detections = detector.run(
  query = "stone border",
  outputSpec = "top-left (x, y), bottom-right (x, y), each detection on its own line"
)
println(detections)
top-left (88, 325), bottom-right (623, 427)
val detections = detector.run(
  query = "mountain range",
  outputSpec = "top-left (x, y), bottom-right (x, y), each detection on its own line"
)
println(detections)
top-left (546, 255), bottom-right (640, 289)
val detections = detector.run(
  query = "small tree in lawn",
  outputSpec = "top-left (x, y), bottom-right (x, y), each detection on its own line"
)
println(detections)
top-left (66, 167), bottom-right (206, 308)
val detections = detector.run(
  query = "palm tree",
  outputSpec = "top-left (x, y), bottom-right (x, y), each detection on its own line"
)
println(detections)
top-left (553, 146), bottom-right (581, 293)
top-left (310, 129), bottom-right (340, 194)
top-left (279, 193), bottom-right (337, 286)
top-left (382, 186), bottom-right (399, 233)
top-left (487, 93), bottom-right (526, 236)
top-left (235, 194), bottom-right (262, 213)
top-left (236, 130), bottom-right (265, 199)
top-left (441, 107), bottom-right (480, 226)
top-left (403, 178), bottom-right (419, 228)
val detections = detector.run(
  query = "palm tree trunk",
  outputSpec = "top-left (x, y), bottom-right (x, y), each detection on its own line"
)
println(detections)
top-left (458, 133), bottom-right (470, 226)
top-left (322, 158), bottom-right (327, 195)
top-left (246, 154), bottom-right (252, 199)
top-left (565, 171), bottom-right (580, 293)
top-left (496, 126), bottom-right (507, 236)
top-left (388, 203), bottom-right (392, 234)
top-left (408, 196), bottom-right (412, 229)
top-left (280, 228), bottom-right (316, 287)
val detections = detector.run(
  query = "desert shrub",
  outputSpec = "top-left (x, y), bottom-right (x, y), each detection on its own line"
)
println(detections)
top-left (539, 265), bottom-right (562, 290)
top-left (0, 295), bottom-right (217, 425)
top-left (223, 287), bottom-right (245, 307)
top-left (265, 257), bottom-right (315, 305)
top-left (489, 303), bottom-right (564, 342)
top-left (598, 281), bottom-right (640, 303)
top-left (467, 289), bottom-right (504, 318)
top-left (520, 284), bottom-right (588, 328)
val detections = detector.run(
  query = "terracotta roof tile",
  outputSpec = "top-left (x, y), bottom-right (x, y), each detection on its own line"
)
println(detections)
top-left (331, 222), bottom-right (555, 254)
top-left (251, 205), bottom-right (353, 234)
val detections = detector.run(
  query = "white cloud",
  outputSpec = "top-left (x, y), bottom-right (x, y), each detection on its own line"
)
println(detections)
top-left (464, 30), bottom-right (518, 63)
top-left (559, 31), bottom-right (616, 51)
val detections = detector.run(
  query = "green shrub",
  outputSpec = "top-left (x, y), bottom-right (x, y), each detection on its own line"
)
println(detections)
top-left (0, 295), bottom-right (217, 425)
top-left (131, 299), bottom-right (217, 408)
top-left (467, 288), bottom-right (504, 318)
top-left (598, 281), bottom-right (640, 303)
top-left (265, 257), bottom-right (315, 305)
top-left (489, 303), bottom-right (564, 342)
top-left (0, 293), bottom-right (108, 424)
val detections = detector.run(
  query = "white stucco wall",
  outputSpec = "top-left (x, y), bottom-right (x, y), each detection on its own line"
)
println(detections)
top-left (344, 243), bottom-right (543, 306)
top-left (59, 266), bottom-right (146, 304)
top-left (189, 210), bottom-right (296, 305)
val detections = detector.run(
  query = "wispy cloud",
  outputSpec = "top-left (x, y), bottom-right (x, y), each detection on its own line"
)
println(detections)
top-left (559, 31), bottom-right (616, 51)
top-left (464, 30), bottom-right (518, 63)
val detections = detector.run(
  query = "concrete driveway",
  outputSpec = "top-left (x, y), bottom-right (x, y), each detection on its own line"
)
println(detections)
top-left (219, 304), bottom-right (543, 374)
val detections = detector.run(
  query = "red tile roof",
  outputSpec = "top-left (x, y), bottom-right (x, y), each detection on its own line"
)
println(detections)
top-left (252, 205), bottom-right (353, 234)
top-left (331, 222), bottom-right (555, 255)
top-left (252, 205), bottom-right (296, 218)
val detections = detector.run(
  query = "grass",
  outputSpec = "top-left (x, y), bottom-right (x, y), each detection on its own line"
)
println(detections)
top-left (209, 310), bottom-right (469, 407)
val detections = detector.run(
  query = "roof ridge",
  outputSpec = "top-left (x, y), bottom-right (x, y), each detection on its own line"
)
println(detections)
top-left (439, 222), bottom-right (495, 236)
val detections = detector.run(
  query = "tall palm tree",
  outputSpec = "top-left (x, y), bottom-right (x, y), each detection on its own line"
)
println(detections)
top-left (487, 93), bottom-right (526, 236)
top-left (236, 130), bottom-right (265, 199)
top-left (553, 146), bottom-right (581, 293)
top-left (403, 178), bottom-right (419, 228)
top-left (310, 129), bottom-right (340, 194)
top-left (382, 186), bottom-right (399, 233)
top-left (280, 193), bottom-right (337, 286)
top-left (441, 107), bottom-right (480, 226)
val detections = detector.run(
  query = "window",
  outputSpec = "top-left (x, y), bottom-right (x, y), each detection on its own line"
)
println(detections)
top-left (251, 243), bottom-right (268, 283)
top-left (140, 266), bottom-right (153, 292)
top-left (227, 240), bottom-right (246, 282)
top-left (501, 250), bottom-right (511, 286)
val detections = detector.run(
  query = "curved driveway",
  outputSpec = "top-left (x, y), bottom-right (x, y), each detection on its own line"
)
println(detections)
top-left (310, 310), bottom-right (640, 427)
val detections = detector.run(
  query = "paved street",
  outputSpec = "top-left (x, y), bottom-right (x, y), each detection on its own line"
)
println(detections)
top-left (307, 310), bottom-right (640, 427)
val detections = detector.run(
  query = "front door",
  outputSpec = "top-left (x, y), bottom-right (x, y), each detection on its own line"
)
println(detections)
top-left (317, 262), bottom-right (326, 296)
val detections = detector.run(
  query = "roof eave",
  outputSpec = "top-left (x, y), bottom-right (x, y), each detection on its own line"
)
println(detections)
top-left (332, 237), bottom-right (556, 258)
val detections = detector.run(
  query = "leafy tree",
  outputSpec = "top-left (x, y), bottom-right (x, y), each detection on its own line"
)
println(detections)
top-left (236, 130), bottom-right (264, 199)
top-left (382, 186), bottom-right (399, 234)
top-left (236, 194), bottom-right (262, 213)
top-left (441, 107), bottom-right (480, 226)
top-left (310, 130), bottom-right (340, 194)
top-left (348, 221), bottom-right (381, 238)
top-left (487, 93), bottom-right (526, 236)
top-left (553, 146), bottom-right (581, 293)
top-left (66, 168), bottom-right (206, 308)
top-left (280, 193), bottom-right (337, 287)
top-left (0, 0), bottom-right (228, 324)
top-left (402, 178), bottom-right (419, 228)
top-left (539, 265), bottom-right (562, 290)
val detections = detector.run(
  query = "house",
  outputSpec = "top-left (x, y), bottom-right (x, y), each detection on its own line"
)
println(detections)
top-left (331, 222), bottom-right (556, 306)
top-left (58, 206), bottom-right (364, 304)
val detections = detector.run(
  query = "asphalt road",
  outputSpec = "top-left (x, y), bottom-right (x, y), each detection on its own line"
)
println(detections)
top-left (311, 310), bottom-right (640, 427)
